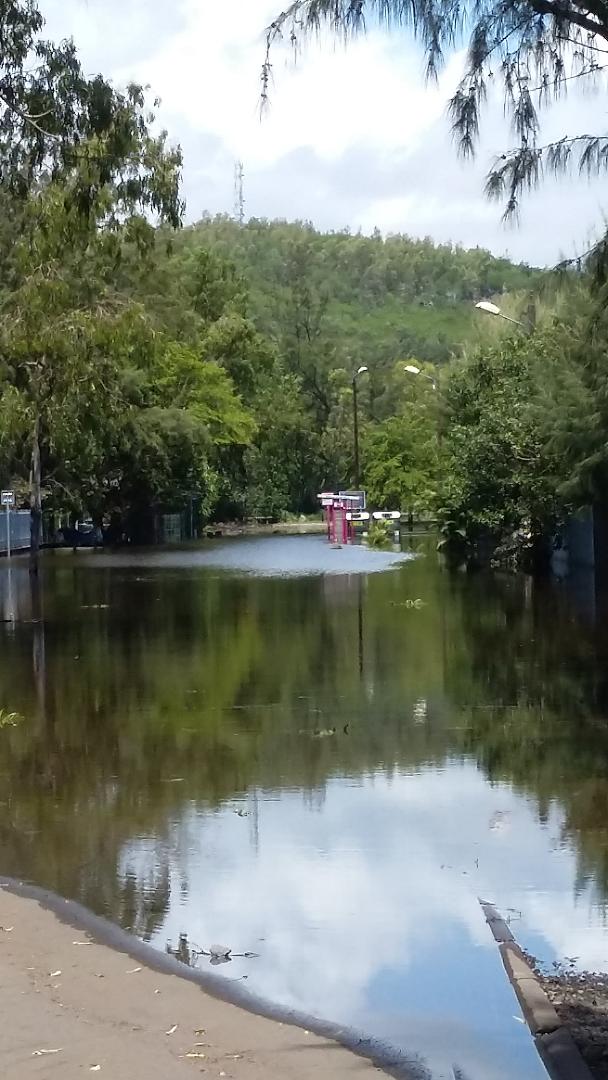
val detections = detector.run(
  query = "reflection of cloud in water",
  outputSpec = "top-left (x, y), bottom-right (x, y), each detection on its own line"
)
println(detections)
top-left (119, 765), bottom-right (561, 1079)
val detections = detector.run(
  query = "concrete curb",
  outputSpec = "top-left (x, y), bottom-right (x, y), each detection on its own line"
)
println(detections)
top-left (480, 902), bottom-right (594, 1080)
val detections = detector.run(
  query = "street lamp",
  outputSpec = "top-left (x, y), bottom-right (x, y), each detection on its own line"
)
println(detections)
top-left (352, 365), bottom-right (368, 490)
top-left (404, 364), bottom-right (437, 391)
top-left (475, 300), bottom-right (527, 328)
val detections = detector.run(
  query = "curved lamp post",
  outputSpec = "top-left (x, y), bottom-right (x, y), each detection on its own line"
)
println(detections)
top-left (475, 300), bottom-right (528, 328)
top-left (404, 364), bottom-right (443, 451)
top-left (352, 365), bottom-right (369, 490)
top-left (404, 363), bottom-right (438, 391)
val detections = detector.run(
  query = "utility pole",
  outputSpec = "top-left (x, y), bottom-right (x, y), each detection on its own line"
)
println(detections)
top-left (233, 160), bottom-right (245, 226)
top-left (352, 366), bottom-right (369, 490)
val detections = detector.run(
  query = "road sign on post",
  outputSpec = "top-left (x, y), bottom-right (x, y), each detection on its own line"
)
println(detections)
top-left (1, 491), bottom-right (15, 559)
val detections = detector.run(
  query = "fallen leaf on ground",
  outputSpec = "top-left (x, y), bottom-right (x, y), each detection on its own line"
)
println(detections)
top-left (166, 1024), bottom-right (178, 1036)
top-left (183, 1052), bottom-right (206, 1059)
top-left (0, 926), bottom-right (14, 931)
top-left (33, 1048), bottom-right (63, 1056)
top-left (90, 1067), bottom-right (101, 1073)
top-left (49, 970), bottom-right (62, 978)
top-left (126, 967), bottom-right (142, 974)
top-left (194, 1029), bottom-right (206, 1036)
top-left (72, 941), bottom-right (92, 946)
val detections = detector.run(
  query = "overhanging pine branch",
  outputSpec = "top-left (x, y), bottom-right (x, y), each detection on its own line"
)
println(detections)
top-left (528, 0), bottom-right (608, 41)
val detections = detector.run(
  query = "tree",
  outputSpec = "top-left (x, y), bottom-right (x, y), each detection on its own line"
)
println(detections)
top-left (264, 0), bottom-right (608, 230)
top-left (364, 414), bottom-right (439, 513)
top-left (440, 332), bottom-right (562, 566)
top-left (0, 2), bottom-right (183, 569)
top-left (363, 361), bottom-right (440, 511)
top-left (243, 372), bottom-right (322, 517)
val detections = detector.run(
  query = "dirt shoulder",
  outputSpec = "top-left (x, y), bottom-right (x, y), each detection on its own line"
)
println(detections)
top-left (0, 887), bottom-right (383, 1080)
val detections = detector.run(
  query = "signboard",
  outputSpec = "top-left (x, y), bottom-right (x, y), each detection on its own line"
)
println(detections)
top-left (339, 490), bottom-right (366, 510)
top-left (1, 491), bottom-right (14, 507)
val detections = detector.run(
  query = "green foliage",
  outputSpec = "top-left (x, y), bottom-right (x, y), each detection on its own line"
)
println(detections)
top-left (440, 335), bottom-right (560, 564)
top-left (437, 285), bottom-right (608, 567)
top-left (154, 216), bottom-right (542, 522)
top-left (366, 519), bottom-right (392, 548)
top-left (363, 362), bottom-right (440, 511)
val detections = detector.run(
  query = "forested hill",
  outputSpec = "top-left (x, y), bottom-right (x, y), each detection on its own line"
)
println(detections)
top-left (174, 216), bottom-right (544, 367)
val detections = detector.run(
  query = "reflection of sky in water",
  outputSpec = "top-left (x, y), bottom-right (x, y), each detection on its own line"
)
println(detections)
top-left (118, 762), bottom-right (592, 1079)
top-left (73, 534), bottom-right (413, 577)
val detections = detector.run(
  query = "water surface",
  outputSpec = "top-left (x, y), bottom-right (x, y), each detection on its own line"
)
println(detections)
top-left (1, 536), bottom-right (608, 1079)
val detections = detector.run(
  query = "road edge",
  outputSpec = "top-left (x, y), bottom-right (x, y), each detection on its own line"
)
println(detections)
top-left (480, 901), bottom-right (593, 1080)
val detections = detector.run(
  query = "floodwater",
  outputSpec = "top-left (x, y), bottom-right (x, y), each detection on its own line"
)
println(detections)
top-left (1, 535), bottom-right (608, 1079)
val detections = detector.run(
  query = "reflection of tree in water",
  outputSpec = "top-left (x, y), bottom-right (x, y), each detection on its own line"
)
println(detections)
top-left (445, 569), bottom-right (608, 901)
top-left (4, 549), bottom-right (608, 929)
top-left (0, 556), bottom-right (449, 930)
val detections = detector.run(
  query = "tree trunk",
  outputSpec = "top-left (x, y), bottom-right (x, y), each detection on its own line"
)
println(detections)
top-left (29, 414), bottom-right (42, 575)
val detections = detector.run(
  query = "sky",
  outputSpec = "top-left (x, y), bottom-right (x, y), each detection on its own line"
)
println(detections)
top-left (41, 0), bottom-right (607, 266)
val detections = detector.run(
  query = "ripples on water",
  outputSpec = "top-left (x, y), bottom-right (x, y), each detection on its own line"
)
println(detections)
top-left (0, 534), bottom-right (607, 1079)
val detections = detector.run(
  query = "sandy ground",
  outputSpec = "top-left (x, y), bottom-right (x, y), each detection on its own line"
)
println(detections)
top-left (0, 888), bottom-right (384, 1080)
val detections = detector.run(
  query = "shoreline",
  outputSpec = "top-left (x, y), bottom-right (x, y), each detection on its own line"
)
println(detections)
top-left (0, 878), bottom-right (418, 1080)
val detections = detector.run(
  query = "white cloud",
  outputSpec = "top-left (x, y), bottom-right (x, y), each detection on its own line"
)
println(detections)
top-left (41, 0), bottom-right (608, 263)
top-left (120, 768), bottom-right (570, 1079)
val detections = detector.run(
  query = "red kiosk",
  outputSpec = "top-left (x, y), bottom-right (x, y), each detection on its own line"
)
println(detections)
top-left (318, 491), bottom-right (368, 544)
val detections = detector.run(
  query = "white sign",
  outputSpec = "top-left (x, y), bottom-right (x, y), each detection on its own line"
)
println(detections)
top-left (1, 491), bottom-right (15, 507)
top-left (372, 511), bottom-right (401, 521)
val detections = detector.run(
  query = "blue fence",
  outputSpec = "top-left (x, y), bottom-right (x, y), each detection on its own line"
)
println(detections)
top-left (0, 510), bottom-right (30, 553)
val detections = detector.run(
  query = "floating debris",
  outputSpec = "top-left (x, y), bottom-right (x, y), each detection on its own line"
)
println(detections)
top-left (209, 944), bottom-right (231, 963)
top-left (0, 709), bottom-right (24, 729)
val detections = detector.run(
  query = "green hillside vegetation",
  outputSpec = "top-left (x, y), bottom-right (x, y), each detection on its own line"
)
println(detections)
top-left (112, 215), bottom-right (545, 523)
top-left (174, 216), bottom-right (543, 369)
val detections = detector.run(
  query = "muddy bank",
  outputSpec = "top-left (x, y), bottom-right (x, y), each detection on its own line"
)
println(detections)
top-left (0, 886), bottom-right (388, 1080)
